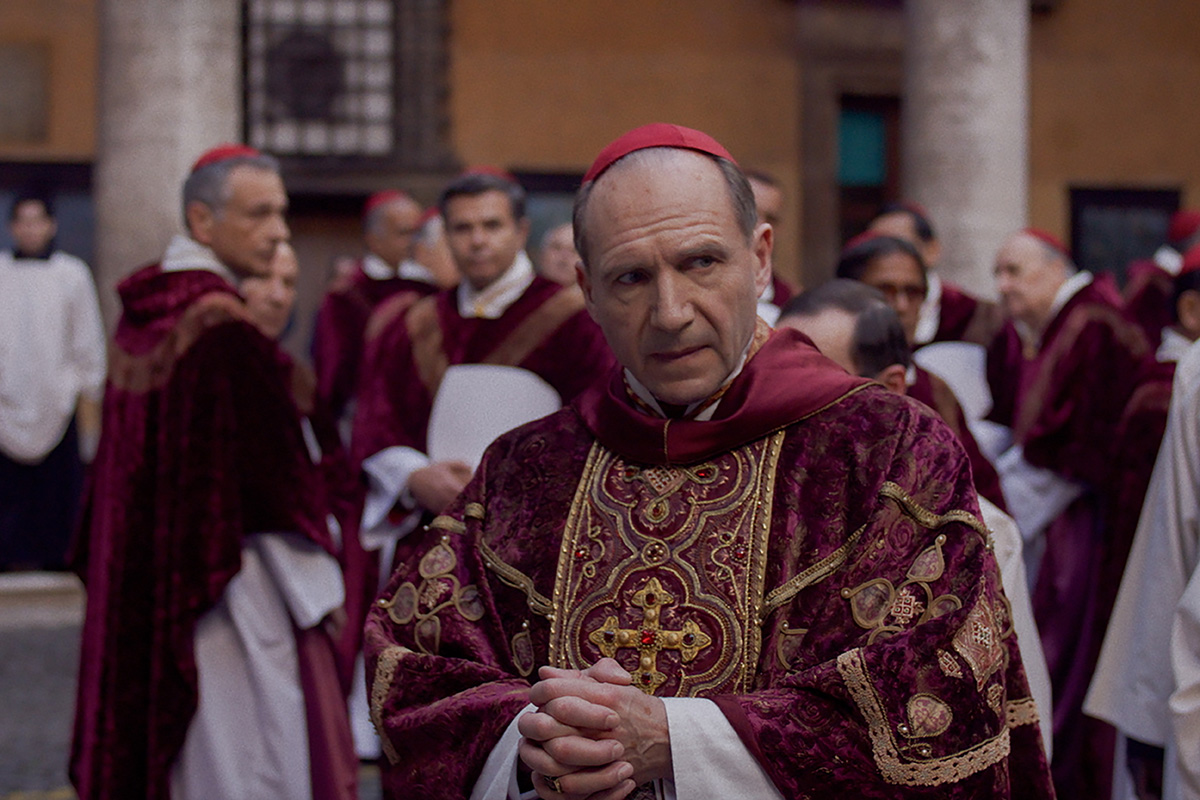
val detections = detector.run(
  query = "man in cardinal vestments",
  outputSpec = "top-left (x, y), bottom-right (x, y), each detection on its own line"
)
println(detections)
top-left (69, 145), bottom-right (353, 800)
top-left (364, 123), bottom-right (1054, 800)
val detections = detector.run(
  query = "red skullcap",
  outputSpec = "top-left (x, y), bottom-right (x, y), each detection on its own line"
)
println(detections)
top-left (1180, 243), bottom-right (1200, 276)
top-left (583, 123), bottom-right (738, 184)
top-left (1168, 210), bottom-right (1200, 246)
top-left (363, 189), bottom-right (415, 219)
top-left (897, 200), bottom-right (931, 222)
top-left (842, 230), bottom-right (889, 254)
top-left (460, 165), bottom-right (519, 184)
top-left (1023, 228), bottom-right (1069, 260)
top-left (418, 206), bottom-right (440, 226)
top-left (191, 143), bottom-right (263, 173)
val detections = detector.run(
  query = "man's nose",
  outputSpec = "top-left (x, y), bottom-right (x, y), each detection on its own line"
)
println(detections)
top-left (650, 272), bottom-right (695, 331)
top-left (268, 214), bottom-right (289, 242)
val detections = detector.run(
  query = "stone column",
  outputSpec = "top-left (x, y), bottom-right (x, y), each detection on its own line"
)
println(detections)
top-left (94, 0), bottom-right (241, 327)
top-left (901, 1), bottom-right (1028, 299)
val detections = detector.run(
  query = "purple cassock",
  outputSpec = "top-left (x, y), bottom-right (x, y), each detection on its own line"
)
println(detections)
top-left (69, 265), bottom-right (349, 800)
top-left (312, 260), bottom-right (439, 420)
top-left (987, 277), bottom-right (1149, 799)
top-left (929, 280), bottom-right (1004, 346)
top-left (1123, 258), bottom-right (1174, 351)
top-left (365, 324), bottom-right (1055, 798)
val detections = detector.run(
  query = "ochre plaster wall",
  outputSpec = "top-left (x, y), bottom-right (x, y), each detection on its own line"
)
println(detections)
top-left (0, 0), bottom-right (97, 161)
top-left (1030, 1), bottom-right (1200, 241)
top-left (446, 0), bottom-right (805, 283)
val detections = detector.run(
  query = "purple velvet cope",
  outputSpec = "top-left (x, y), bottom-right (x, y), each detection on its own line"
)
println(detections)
top-left (908, 366), bottom-right (1007, 512)
top-left (69, 265), bottom-right (336, 800)
top-left (1123, 259), bottom-right (1174, 351)
top-left (312, 263), bottom-right (438, 420)
top-left (364, 328), bottom-right (1054, 799)
top-left (927, 280), bottom-right (1003, 347)
top-left (986, 280), bottom-right (1150, 799)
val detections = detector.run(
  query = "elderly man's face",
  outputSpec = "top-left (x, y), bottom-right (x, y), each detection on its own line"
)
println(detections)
top-left (580, 150), bottom-right (772, 406)
top-left (994, 233), bottom-right (1069, 331)
top-left (366, 197), bottom-right (423, 269)
top-left (190, 165), bottom-right (289, 278)
top-left (241, 242), bottom-right (299, 340)
top-left (538, 222), bottom-right (579, 286)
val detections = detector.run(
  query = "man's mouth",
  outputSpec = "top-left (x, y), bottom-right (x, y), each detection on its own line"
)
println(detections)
top-left (651, 345), bottom-right (705, 363)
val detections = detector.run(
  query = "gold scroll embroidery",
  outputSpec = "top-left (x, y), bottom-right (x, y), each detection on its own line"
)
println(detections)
top-left (549, 432), bottom-right (784, 697)
top-left (376, 535), bottom-right (485, 654)
top-left (837, 648), bottom-right (1010, 786)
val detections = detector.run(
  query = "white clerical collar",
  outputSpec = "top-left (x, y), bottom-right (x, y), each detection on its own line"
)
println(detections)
top-left (913, 272), bottom-right (942, 346)
top-left (1155, 244), bottom-right (1183, 276)
top-left (625, 335), bottom-right (754, 422)
top-left (1017, 270), bottom-right (1092, 347)
top-left (1158, 327), bottom-right (1193, 364)
top-left (160, 234), bottom-right (237, 286)
top-left (362, 252), bottom-right (436, 284)
top-left (456, 250), bottom-right (535, 319)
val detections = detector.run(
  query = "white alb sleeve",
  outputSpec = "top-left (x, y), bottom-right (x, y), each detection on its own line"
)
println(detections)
top-left (360, 445), bottom-right (431, 550)
top-left (660, 697), bottom-right (783, 800)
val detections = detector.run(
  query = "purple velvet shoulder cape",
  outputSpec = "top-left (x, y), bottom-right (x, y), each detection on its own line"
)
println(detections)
top-left (364, 329), bottom-right (1054, 798)
top-left (312, 262), bottom-right (438, 420)
top-left (351, 276), bottom-right (615, 464)
top-left (70, 265), bottom-right (333, 800)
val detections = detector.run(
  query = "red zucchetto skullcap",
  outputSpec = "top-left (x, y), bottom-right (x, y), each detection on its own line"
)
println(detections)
top-left (1180, 243), bottom-right (1200, 276)
top-left (841, 230), bottom-right (888, 253)
top-left (1169, 210), bottom-right (1200, 246)
top-left (460, 165), bottom-right (519, 184)
top-left (583, 123), bottom-right (738, 184)
top-left (1023, 228), bottom-right (1069, 260)
top-left (363, 190), bottom-right (415, 219)
top-left (190, 143), bottom-right (263, 173)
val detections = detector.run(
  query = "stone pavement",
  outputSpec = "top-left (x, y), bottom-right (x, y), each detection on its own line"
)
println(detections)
top-left (0, 572), bottom-right (381, 800)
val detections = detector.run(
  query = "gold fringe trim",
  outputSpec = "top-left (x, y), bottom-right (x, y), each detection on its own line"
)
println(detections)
top-left (370, 645), bottom-right (411, 765)
top-left (478, 537), bottom-right (555, 618)
top-left (879, 482), bottom-right (988, 538)
top-left (1005, 697), bottom-right (1040, 729)
top-left (837, 648), bottom-right (1010, 786)
top-left (761, 523), bottom-right (866, 618)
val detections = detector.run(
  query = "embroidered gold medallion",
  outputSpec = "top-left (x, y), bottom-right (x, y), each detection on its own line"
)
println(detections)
top-left (550, 435), bottom-right (784, 696)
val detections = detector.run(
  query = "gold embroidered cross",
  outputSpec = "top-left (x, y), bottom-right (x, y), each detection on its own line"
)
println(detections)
top-left (587, 577), bottom-right (712, 694)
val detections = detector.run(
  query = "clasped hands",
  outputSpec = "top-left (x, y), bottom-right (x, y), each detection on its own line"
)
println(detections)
top-left (518, 658), bottom-right (671, 800)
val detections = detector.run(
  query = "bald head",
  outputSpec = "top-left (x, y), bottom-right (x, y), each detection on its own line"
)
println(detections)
top-left (993, 231), bottom-right (1074, 332)
top-left (574, 147), bottom-right (772, 406)
top-left (365, 194), bottom-right (423, 269)
top-left (573, 146), bottom-right (758, 271)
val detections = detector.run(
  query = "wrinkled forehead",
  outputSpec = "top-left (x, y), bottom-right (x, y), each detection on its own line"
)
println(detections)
top-left (585, 148), bottom-right (725, 221)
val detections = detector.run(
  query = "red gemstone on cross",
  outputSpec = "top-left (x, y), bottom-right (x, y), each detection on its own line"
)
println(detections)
top-left (640, 630), bottom-right (656, 646)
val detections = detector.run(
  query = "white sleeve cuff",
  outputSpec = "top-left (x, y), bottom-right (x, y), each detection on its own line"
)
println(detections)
top-left (995, 444), bottom-right (1084, 543)
top-left (360, 445), bottom-right (431, 549)
top-left (469, 703), bottom-right (538, 800)
top-left (661, 697), bottom-right (782, 800)
top-left (250, 532), bottom-right (345, 629)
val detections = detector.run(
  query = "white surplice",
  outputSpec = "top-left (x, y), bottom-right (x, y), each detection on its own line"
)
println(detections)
top-left (0, 250), bottom-right (105, 463)
top-left (170, 533), bottom-right (344, 800)
top-left (1085, 336), bottom-right (1200, 800)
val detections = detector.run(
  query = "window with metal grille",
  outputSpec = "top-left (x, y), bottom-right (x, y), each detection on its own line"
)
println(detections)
top-left (244, 0), bottom-right (396, 157)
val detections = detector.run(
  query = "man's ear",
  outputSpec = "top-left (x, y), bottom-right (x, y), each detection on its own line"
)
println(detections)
top-left (752, 222), bottom-right (774, 297)
top-left (1178, 289), bottom-right (1200, 340)
top-left (875, 363), bottom-right (909, 395)
top-left (186, 200), bottom-right (215, 246)
top-left (577, 262), bottom-right (596, 312)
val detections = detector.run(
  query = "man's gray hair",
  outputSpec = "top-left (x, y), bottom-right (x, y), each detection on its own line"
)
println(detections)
top-left (181, 152), bottom-right (281, 234)
top-left (572, 147), bottom-right (758, 269)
